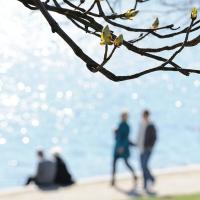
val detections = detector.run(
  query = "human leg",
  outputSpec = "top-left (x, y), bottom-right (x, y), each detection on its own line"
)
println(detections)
top-left (145, 150), bottom-right (155, 183)
top-left (124, 158), bottom-right (138, 186)
top-left (140, 152), bottom-right (148, 189)
top-left (111, 156), bottom-right (118, 186)
top-left (140, 150), bottom-right (155, 190)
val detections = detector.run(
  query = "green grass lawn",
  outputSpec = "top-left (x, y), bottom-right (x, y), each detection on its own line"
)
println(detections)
top-left (135, 194), bottom-right (200, 200)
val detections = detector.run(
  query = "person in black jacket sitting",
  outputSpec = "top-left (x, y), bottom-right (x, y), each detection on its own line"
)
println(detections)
top-left (137, 110), bottom-right (157, 192)
top-left (52, 148), bottom-right (75, 186)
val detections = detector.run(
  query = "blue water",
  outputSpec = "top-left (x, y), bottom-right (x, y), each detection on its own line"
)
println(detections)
top-left (0, 1), bottom-right (200, 188)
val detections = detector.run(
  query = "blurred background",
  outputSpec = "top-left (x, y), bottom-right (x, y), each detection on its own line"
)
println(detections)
top-left (0, 0), bottom-right (200, 189)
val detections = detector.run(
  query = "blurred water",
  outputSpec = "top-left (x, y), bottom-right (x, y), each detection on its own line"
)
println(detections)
top-left (0, 1), bottom-right (200, 188)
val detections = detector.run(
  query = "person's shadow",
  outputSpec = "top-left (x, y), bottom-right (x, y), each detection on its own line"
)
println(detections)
top-left (115, 185), bottom-right (141, 198)
top-left (38, 183), bottom-right (74, 191)
top-left (115, 185), bottom-right (157, 198)
top-left (37, 184), bottom-right (59, 191)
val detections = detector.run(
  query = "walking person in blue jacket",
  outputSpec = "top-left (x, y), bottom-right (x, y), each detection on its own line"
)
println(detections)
top-left (111, 112), bottom-right (137, 187)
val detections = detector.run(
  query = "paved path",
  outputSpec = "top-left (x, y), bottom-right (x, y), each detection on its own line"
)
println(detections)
top-left (1, 166), bottom-right (200, 200)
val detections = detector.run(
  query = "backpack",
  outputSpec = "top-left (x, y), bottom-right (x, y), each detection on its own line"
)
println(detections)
top-left (144, 124), bottom-right (157, 149)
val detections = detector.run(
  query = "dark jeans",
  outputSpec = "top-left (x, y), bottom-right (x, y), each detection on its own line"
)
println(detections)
top-left (112, 156), bottom-right (136, 184)
top-left (140, 149), bottom-right (155, 189)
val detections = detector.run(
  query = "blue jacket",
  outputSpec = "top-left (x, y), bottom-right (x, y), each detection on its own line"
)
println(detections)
top-left (114, 121), bottom-right (130, 159)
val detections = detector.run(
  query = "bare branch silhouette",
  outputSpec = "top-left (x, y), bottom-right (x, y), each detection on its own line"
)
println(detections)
top-left (14, 0), bottom-right (200, 82)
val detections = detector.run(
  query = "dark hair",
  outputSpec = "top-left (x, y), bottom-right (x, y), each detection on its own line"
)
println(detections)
top-left (143, 110), bottom-right (150, 117)
top-left (37, 150), bottom-right (44, 158)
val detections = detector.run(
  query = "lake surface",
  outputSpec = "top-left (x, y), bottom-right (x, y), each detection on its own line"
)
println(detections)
top-left (0, 1), bottom-right (200, 188)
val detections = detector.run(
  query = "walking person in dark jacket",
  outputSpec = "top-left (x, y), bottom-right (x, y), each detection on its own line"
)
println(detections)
top-left (137, 110), bottom-right (157, 192)
top-left (111, 112), bottom-right (137, 187)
